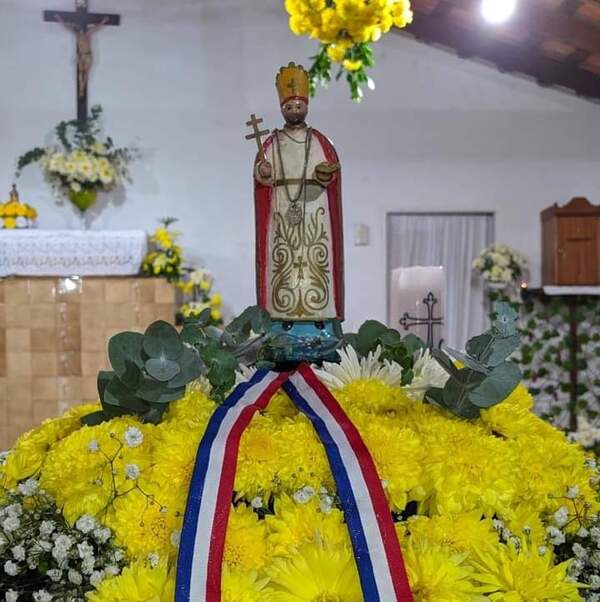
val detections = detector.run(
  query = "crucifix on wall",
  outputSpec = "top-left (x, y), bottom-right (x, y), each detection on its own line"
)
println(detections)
top-left (44, 0), bottom-right (120, 122)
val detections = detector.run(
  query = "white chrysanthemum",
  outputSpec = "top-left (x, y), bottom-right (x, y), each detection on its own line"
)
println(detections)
top-left (404, 347), bottom-right (448, 400)
top-left (314, 345), bottom-right (403, 390)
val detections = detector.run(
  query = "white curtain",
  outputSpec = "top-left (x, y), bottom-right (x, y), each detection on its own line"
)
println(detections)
top-left (387, 213), bottom-right (494, 349)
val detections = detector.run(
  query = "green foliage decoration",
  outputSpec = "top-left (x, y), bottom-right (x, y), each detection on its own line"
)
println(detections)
top-left (180, 305), bottom-right (275, 402)
top-left (343, 320), bottom-right (425, 385)
top-left (425, 302), bottom-right (522, 419)
top-left (82, 320), bottom-right (202, 426)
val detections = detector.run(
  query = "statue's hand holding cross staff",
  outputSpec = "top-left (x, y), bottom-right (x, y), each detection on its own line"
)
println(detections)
top-left (245, 114), bottom-right (273, 183)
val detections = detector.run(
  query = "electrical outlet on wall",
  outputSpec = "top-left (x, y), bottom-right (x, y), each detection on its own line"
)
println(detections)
top-left (354, 224), bottom-right (370, 246)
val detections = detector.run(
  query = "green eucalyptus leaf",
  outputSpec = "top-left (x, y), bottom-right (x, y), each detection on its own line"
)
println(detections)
top-left (379, 329), bottom-right (403, 348)
top-left (97, 370), bottom-right (114, 401)
top-left (143, 404), bottom-right (169, 425)
top-left (250, 307), bottom-right (272, 334)
top-left (108, 332), bottom-right (144, 377)
top-left (145, 357), bottom-right (181, 382)
top-left (104, 378), bottom-right (145, 410)
top-left (356, 320), bottom-right (388, 356)
top-left (403, 334), bottom-right (425, 356)
top-left (81, 410), bottom-right (108, 426)
top-left (121, 360), bottom-right (142, 389)
top-left (431, 348), bottom-right (461, 379)
top-left (469, 361), bottom-right (521, 408)
top-left (465, 333), bottom-right (494, 363)
top-left (443, 347), bottom-right (489, 375)
top-left (152, 386), bottom-right (186, 405)
top-left (136, 375), bottom-right (167, 403)
top-left (492, 302), bottom-right (519, 337)
top-left (167, 347), bottom-right (202, 389)
top-left (143, 320), bottom-right (183, 360)
top-left (180, 324), bottom-right (205, 348)
top-left (443, 377), bottom-right (482, 419)
top-left (183, 307), bottom-right (212, 327)
top-left (486, 334), bottom-right (520, 367)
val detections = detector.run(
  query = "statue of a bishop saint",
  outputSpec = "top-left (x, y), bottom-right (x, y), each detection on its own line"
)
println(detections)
top-left (252, 63), bottom-right (344, 361)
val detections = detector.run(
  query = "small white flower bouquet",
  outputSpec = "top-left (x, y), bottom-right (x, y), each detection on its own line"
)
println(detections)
top-left (0, 480), bottom-right (125, 599)
top-left (472, 243), bottom-right (527, 285)
top-left (15, 105), bottom-right (136, 212)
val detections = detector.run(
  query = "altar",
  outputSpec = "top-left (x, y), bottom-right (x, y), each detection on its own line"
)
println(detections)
top-left (0, 275), bottom-right (175, 448)
top-left (0, 229), bottom-right (147, 277)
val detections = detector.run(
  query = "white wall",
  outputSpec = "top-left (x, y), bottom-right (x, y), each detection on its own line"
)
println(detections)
top-left (2, 0), bottom-right (599, 331)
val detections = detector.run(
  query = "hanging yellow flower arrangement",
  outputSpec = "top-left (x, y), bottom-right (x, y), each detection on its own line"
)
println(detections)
top-left (285, 0), bottom-right (413, 101)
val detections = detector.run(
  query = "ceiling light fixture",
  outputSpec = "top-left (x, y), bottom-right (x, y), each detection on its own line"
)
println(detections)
top-left (481, 0), bottom-right (517, 24)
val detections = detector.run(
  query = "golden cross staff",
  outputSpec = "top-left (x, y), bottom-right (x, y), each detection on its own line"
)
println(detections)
top-left (245, 114), bottom-right (270, 163)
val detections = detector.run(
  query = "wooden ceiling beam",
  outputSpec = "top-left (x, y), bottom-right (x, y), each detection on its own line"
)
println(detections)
top-left (429, 0), bottom-right (600, 55)
top-left (401, 12), bottom-right (600, 99)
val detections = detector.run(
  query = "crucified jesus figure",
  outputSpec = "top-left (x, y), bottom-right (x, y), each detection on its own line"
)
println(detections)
top-left (55, 14), bottom-right (109, 97)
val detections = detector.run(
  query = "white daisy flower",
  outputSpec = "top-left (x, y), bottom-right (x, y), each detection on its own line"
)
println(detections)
top-left (314, 345), bottom-right (403, 390)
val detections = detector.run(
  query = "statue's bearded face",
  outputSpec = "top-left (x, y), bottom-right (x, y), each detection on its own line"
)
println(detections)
top-left (281, 98), bottom-right (308, 125)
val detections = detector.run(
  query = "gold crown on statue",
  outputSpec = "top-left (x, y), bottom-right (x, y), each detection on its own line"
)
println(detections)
top-left (276, 62), bottom-right (310, 105)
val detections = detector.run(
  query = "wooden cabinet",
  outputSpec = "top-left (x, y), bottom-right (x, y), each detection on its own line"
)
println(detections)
top-left (542, 197), bottom-right (600, 285)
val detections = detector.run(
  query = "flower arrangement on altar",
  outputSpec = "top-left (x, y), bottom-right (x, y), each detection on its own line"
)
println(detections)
top-left (141, 218), bottom-right (184, 282)
top-left (177, 268), bottom-right (224, 325)
top-left (1, 304), bottom-right (599, 600)
top-left (0, 185), bottom-right (37, 230)
top-left (285, 0), bottom-right (413, 101)
top-left (15, 105), bottom-right (136, 212)
top-left (473, 243), bottom-right (527, 286)
top-left (142, 218), bottom-right (226, 325)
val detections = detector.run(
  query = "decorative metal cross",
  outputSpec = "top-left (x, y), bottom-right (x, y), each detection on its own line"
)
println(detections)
top-left (44, 0), bottom-right (120, 122)
top-left (245, 114), bottom-right (270, 163)
top-left (399, 291), bottom-right (444, 349)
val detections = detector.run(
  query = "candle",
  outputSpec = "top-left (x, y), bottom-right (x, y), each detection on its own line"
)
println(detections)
top-left (389, 266), bottom-right (446, 348)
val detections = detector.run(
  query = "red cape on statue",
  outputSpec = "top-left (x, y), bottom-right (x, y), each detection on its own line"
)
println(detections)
top-left (254, 128), bottom-right (344, 320)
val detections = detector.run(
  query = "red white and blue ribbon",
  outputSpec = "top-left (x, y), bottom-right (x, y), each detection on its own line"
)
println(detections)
top-left (176, 369), bottom-right (288, 602)
top-left (176, 364), bottom-right (413, 602)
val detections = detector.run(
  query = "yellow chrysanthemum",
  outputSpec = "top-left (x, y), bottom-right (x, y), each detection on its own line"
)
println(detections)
top-left (222, 567), bottom-right (271, 602)
top-left (224, 504), bottom-right (269, 573)
top-left (40, 417), bottom-right (156, 523)
top-left (334, 378), bottom-right (412, 415)
top-left (267, 542), bottom-right (362, 602)
top-left (1, 402), bottom-right (99, 489)
top-left (87, 560), bottom-right (174, 601)
top-left (403, 512), bottom-right (499, 553)
top-left (403, 540), bottom-right (484, 601)
top-left (106, 486), bottom-right (182, 561)
top-left (349, 408), bottom-right (424, 511)
top-left (470, 542), bottom-right (582, 600)
top-left (266, 494), bottom-right (350, 557)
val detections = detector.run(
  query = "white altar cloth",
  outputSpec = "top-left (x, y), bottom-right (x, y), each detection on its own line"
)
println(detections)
top-left (0, 230), bottom-right (147, 277)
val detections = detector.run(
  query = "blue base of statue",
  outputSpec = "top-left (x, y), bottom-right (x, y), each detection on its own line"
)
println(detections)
top-left (268, 319), bottom-right (343, 365)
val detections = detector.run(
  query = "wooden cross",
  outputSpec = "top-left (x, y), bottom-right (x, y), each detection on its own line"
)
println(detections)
top-left (245, 114), bottom-right (270, 163)
top-left (44, 0), bottom-right (120, 122)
